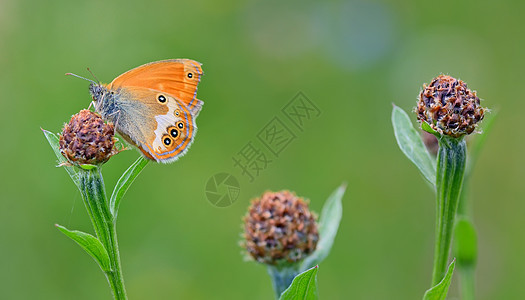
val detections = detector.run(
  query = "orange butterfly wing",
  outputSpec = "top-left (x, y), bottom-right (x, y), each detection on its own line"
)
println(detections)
top-left (107, 59), bottom-right (203, 110)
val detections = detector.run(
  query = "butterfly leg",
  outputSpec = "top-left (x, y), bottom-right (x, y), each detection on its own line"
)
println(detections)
top-left (106, 110), bottom-right (130, 153)
top-left (114, 110), bottom-right (122, 129)
top-left (105, 109), bottom-right (122, 128)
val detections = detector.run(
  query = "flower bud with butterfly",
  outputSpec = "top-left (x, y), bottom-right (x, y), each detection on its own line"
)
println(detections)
top-left (44, 58), bottom-right (206, 300)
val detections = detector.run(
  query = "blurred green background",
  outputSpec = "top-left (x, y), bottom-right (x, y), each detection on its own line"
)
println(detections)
top-left (1, 0), bottom-right (524, 299)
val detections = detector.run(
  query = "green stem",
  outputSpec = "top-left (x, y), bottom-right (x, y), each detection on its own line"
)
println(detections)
top-left (79, 168), bottom-right (127, 300)
top-left (459, 265), bottom-right (475, 300)
top-left (431, 136), bottom-right (467, 286)
top-left (106, 220), bottom-right (126, 300)
top-left (267, 265), bottom-right (299, 299)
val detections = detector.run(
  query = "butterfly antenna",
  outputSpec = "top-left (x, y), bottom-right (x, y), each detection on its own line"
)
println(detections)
top-left (65, 72), bottom-right (97, 85)
top-left (87, 68), bottom-right (100, 83)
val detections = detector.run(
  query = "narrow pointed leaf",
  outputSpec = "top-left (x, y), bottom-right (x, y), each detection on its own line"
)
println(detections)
top-left (279, 266), bottom-right (319, 300)
top-left (392, 105), bottom-right (436, 187)
top-left (56, 224), bottom-right (111, 272)
top-left (301, 184), bottom-right (345, 271)
top-left (42, 129), bottom-right (79, 187)
top-left (110, 155), bottom-right (149, 218)
top-left (421, 121), bottom-right (440, 138)
top-left (423, 260), bottom-right (456, 300)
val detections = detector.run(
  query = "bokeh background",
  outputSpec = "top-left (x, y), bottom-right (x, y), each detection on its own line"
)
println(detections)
top-left (1, 0), bottom-right (524, 299)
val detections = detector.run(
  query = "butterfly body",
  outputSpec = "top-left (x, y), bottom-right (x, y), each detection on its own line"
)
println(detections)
top-left (87, 59), bottom-right (204, 163)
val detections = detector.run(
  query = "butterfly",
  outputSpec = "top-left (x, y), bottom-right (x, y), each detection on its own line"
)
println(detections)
top-left (68, 59), bottom-right (204, 163)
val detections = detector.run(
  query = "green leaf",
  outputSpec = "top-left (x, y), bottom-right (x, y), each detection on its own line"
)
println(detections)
top-left (267, 265), bottom-right (301, 298)
top-left (79, 164), bottom-right (97, 170)
top-left (42, 129), bottom-right (79, 188)
top-left (391, 105), bottom-right (437, 187)
top-left (279, 266), bottom-right (318, 300)
top-left (423, 260), bottom-right (456, 300)
top-left (421, 120), bottom-right (440, 138)
top-left (300, 184), bottom-right (345, 271)
top-left (56, 224), bottom-right (111, 273)
top-left (110, 156), bottom-right (149, 218)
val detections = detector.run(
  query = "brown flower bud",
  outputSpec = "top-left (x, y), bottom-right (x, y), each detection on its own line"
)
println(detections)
top-left (59, 110), bottom-right (116, 165)
top-left (416, 75), bottom-right (485, 138)
top-left (243, 190), bottom-right (319, 265)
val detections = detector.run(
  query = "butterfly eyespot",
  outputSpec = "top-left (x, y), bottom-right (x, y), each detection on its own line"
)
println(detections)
top-left (163, 136), bottom-right (172, 146)
top-left (177, 122), bottom-right (184, 129)
top-left (158, 95), bottom-right (167, 103)
top-left (170, 128), bottom-right (179, 138)
top-left (187, 72), bottom-right (193, 78)
top-left (174, 109), bottom-right (181, 116)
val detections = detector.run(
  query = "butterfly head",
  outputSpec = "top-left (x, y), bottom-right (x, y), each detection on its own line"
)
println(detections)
top-left (89, 83), bottom-right (107, 103)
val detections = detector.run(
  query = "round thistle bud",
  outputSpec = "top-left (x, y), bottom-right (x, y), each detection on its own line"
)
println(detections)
top-left (416, 75), bottom-right (485, 138)
top-left (59, 109), bottom-right (116, 165)
top-left (243, 190), bottom-right (319, 265)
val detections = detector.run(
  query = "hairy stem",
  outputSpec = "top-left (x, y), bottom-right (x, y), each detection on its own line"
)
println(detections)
top-left (431, 136), bottom-right (467, 286)
top-left (79, 168), bottom-right (127, 300)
